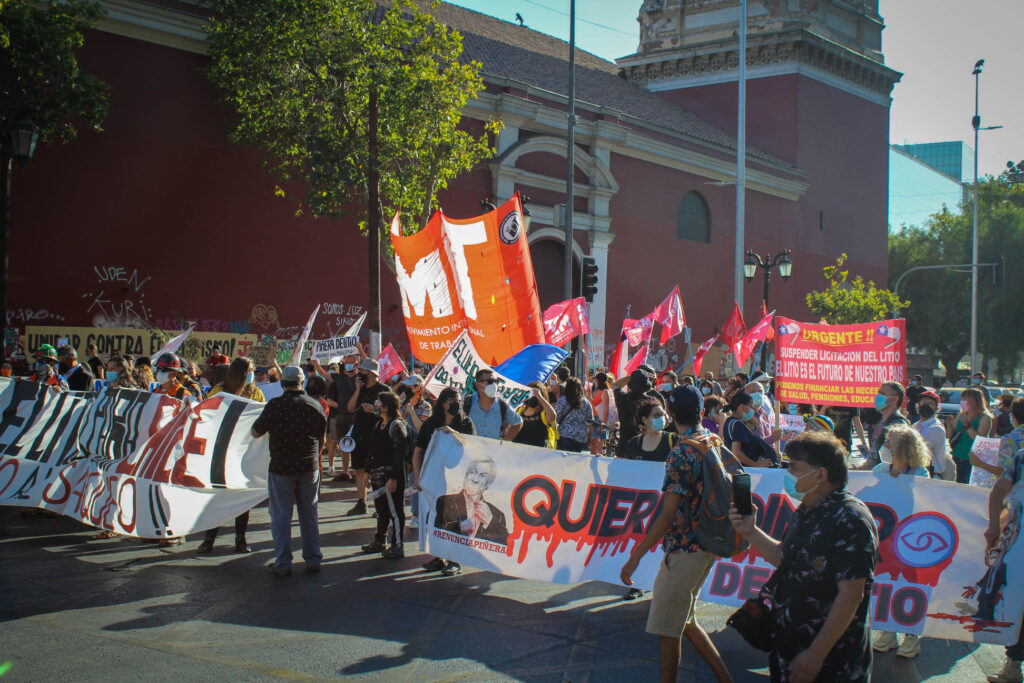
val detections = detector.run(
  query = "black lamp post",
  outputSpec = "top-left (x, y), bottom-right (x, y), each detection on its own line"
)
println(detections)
top-left (743, 248), bottom-right (792, 314)
top-left (1, 116), bottom-right (42, 361)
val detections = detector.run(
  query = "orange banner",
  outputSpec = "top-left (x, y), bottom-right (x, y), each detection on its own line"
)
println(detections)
top-left (390, 193), bottom-right (545, 365)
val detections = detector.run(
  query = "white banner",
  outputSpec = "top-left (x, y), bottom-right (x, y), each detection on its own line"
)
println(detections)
top-left (312, 335), bottom-right (360, 362)
top-left (423, 331), bottom-right (532, 409)
top-left (419, 430), bottom-right (1024, 645)
top-left (289, 305), bottom-right (320, 366)
top-left (0, 378), bottom-right (269, 539)
top-left (149, 324), bottom-right (194, 362)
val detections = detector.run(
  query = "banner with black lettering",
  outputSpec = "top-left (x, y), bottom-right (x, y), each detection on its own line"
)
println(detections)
top-left (419, 431), bottom-right (1024, 645)
top-left (0, 378), bottom-right (268, 539)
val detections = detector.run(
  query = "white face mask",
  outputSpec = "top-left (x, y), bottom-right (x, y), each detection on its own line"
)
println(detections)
top-left (879, 445), bottom-right (893, 464)
top-left (157, 372), bottom-right (172, 385)
top-left (483, 382), bottom-right (498, 399)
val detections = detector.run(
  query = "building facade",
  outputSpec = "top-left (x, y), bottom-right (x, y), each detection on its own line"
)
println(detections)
top-left (889, 144), bottom-right (967, 231)
top-left (10, 0), bottom-right (898, 370)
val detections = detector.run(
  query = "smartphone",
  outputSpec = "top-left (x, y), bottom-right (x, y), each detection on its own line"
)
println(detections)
top-left (732, 473), bottom-right (753, 516)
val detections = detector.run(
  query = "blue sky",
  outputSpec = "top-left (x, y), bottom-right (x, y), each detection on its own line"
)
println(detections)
top-left (446, 0), bottom-right (1022, 179)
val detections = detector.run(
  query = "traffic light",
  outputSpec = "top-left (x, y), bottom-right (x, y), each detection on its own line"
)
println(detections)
top-left (582, 256), bottom-right (599, 302)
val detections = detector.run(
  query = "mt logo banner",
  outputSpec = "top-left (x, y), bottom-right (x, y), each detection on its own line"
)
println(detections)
top-left (773, 317), bottom-right (907, 408)
top-left (390, 193), bottom-right (545, 365)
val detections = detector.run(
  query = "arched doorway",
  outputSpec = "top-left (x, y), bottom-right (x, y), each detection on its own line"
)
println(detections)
top-left (529, 238), bottom-right (581, 310)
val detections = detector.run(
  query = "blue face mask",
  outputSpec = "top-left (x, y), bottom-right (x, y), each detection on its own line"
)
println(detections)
top-left (749, 392), bottom-right (764, 408)
top-left (246, 371), bottom-right (255, 385)
top-left (107, 371), bottom-right (118, 381)
top-left (742, 408), bottom-right (755, 422)
top-left (344, 363), bottom-right (355, 372)
top-left (788, 404), bottom-right (799, 415)
top-left (783, 467), bottom-right (821, 502)
top-left (874, 394), bottom-right (889, 411)
top-left (701, 386), bottom-right (711, 396)
top-left (650, 415), bottom-right (667, 432)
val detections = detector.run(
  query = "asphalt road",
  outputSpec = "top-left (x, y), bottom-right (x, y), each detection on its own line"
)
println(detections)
top-left (0, 479), bottom-right (1008, 682)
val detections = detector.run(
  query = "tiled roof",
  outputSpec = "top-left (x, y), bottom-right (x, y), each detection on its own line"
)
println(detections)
top-left (427, 3), bottom-right (786, 167)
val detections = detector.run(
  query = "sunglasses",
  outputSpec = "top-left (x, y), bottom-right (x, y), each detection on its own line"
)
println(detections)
top-left (476, 378), bottom-right (494, 385)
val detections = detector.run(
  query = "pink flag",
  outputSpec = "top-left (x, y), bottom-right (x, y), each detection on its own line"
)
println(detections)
top-left (733, 311), bottom-right (775, 368)
top-left (377, 343), bottom-right (408, 384)
top-left (610, 318), bottom-right (651, 377)
top-left (692, 334), bottom-right (719, 379)
top-left (652, 286), bottom-right (686, 344)
top-left (761, 300), bottom-right (775, 342)
top-left (543, 297), bottom-right (590, 347)
top-left (621, 315), bottom-right (655, 347)
top-left (720, 302), bottom-right (747, 351)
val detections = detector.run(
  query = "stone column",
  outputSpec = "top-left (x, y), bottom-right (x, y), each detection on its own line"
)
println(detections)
top-left (587, 230), bottom-right (614, 364)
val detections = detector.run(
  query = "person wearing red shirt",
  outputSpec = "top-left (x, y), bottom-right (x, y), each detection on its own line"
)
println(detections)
top-left (206, 344), bottom-right (230, 369)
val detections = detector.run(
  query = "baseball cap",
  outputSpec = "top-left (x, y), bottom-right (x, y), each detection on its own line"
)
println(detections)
top-left (281, 366), bottom-right (304, 384)
top-left (749, 370), bottom-right (772, 384)
top-left (358, 358), bottom-right (380, 374)
top-left (667, 385), bottom-right (703, 415)
top-left (402, 374), bottom-right (425, 386)
top-left (920, 390), bottom-right (940, 404)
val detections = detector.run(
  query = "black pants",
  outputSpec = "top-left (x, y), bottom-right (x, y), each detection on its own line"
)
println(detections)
top-left (557, 436), bottom-right (587, 452)
top-left (204, 511), bottom-right (249, 543)
top-left (955, 457), bottom-right (973, 484)
top-left (1008, 611), bottom-right (1024, 660)
top-left (373, 489), bottom-right (405, 547)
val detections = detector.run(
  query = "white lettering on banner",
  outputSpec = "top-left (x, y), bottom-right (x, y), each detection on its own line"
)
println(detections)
top-left (312, 336), bottom-right (360, 361)
top-left (395, 251), bottom-right (453, 319)
top-left (419, 430), bottom-right (1024, 646)
top-left (442, 219), bottom-right (487, 321)
top-left (423, 331), bottom-right (531, 409)
top-left (0, 378), bottom-right (269, 538)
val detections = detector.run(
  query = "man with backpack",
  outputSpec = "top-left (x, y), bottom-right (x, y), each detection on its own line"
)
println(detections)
top-left (464, 368), bottom-right (522, 441)
top-left (619, 384), bottom-right (734, 683)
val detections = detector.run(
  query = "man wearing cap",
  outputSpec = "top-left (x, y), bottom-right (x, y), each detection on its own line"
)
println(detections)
top-left (153, 353), bottom-right (193, 400)
top-left (30, 344), bottom-right (69, 391)
top-left (914, 390), bottom-right (954, 481)
top-left (252, 366), bottom-right (326, 576)
top-left (345, 357), bottom-right (387, 515)
top-left (619, 385), bottom-right (731, 683)
top-left (57, 345), bottom-right (94, 391)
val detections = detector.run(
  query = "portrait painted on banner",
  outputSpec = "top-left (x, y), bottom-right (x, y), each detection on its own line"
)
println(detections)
top-left (434, 456), bottom-right (509, 544)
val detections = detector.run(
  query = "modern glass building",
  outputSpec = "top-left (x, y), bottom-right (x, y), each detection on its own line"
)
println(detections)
top-left (895, 141), bottom-right (973, 182)
top-left (889, 145), bottom-right (966, 231)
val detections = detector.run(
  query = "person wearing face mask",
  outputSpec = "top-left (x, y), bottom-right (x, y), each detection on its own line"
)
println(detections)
top-left (361, 390), bottom-right (410, 558)
top-left (730, 432), bottom-right (879, 683)
top-left (905, 375), bottom-right (926, 422)
top-left (723, 392), bottom-right (776, 467)
top-left (744, 379), bottom-right (780, 445)
top-left (398, 374), bottom-right (431, 526)
top-left (57, 345), bottom-right (94, 391)
top-left (913, 391), bottom-right (955, 481)
top-left (657, 372), bottom-right (678, 400)
top-left (198, 356), bottom-right (264, 554)
top-left (464, 368), bottom-right (522, 441)
top-left (623, 398), bottom-right (676, 462)
top-left (553, 377), bottom-right (593, 452)
top-left (322, 353), bottom-right (359, 483)
top-left (613, 369), bottom-right (666, 457)
top-left (701, 396), bottom-right (723, 435)
top-left (345, 358), bottom-right (387, 515)
top-left (152, 353), bottom-right (193, 400)
top-left (105, 356), bottom-right (138, 390)
top-left (946, 385), bottom-right (993, 483)
top-left (864, 381), bottom-right (910, 470)
top-left (412, 387), bottom-right (476, 576)
top-left (514, 381), bottom-right (557, 448)
top-left (29, 345), bottom-right (69, 391)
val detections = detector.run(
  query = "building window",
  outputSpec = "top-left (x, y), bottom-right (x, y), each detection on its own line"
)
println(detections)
top-left (677, 191), bottom-right (710, 242)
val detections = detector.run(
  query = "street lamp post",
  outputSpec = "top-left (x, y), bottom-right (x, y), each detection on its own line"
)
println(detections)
top-left (743, 249), bottom-right (792, 315)
top-left (1, 116), bottom-right (42, 362)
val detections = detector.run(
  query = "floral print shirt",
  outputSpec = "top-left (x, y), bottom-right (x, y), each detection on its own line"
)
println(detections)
top-left (768, 489), bottom-right (878, 682)
top-left (998, 424), bottom-right (1024, 482)
top-left (661, 425), bottom-right (708, 554)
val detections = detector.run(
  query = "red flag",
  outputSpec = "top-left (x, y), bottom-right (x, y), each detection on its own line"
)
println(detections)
top-left (692, 334), bottom-right (719, 379)
top-left (760, 300), bottom-right (775, 341)
top-left (621, 316), bottom-right (655, 347)
top-left (652, 286), bottom-right (686, 344)
top-left (720, 302), bottom-right (747, 350)
top-left (610, 319), bottom-right (651, 377)
top-left (376, 343), bottom-right (408, 383)
top-left (543, 297), bottom-right (590, 347)
top-left (733, 311), bottom-right (775, 368)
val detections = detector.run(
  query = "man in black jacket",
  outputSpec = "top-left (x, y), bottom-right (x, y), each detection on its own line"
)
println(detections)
top-left (58, 346), bottom-right (94, 391)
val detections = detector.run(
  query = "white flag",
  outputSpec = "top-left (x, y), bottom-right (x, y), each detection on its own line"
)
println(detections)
top-left (289, 305), bottom-right (320, 367)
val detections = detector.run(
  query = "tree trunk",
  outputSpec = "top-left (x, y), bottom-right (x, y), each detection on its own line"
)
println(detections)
top-left (941, 355), bottom-right (961, 386)
top-left (367, 82), bottom-right (381, 358)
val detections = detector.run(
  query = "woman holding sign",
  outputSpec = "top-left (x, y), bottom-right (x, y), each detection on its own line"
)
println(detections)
top-left (947, 387), bottom-right (993, 484)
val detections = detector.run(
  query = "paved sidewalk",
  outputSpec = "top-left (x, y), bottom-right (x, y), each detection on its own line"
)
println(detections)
top-left (0, 479), bottom-right (1006, 681)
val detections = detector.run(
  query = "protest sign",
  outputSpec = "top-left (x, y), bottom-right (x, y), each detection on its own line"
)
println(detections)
top-left (249, 342), bottom-right (277, 368)
top-left (390, 193), bottom-right (545, 365)
top-left (0, 378), bottom-right (269, 538)
top-left (377, 343), bottom-right (407, 383)
top-left (26, 326), bottom-right (259, 363)
top-left (312, 336), bottom-right (360, 362)
top-left (779, 413), bottom-right (804, 452)
top-left (420, 430), bottom-right (1024, 646)
top-left (422, 331), bottom-right (531, 409)
top-left (970, 436), bottom-right (1002, 488)
top-left (773, 317), bottom-right (907, 408)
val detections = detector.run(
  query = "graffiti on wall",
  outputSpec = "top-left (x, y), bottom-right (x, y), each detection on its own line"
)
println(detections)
top-left (84, 266), bottom-right (154, 328)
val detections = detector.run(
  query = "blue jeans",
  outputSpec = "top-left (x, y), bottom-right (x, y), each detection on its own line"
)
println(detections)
top-left (268, 470), bottom-right (322, 570)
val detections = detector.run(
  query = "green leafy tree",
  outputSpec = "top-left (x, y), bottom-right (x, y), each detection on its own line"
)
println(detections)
top-left (205, 0), bottom-right (499, 349)
top-left (891, 176), bottom-right (1024, 382)
top-left (806, 253), bottom-right (908, 326)
top-left (0, 0), bottom-right (110, 142)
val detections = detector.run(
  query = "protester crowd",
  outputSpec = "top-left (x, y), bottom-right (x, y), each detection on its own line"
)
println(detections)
top-left (10, 340), bottom-right (1024, 683)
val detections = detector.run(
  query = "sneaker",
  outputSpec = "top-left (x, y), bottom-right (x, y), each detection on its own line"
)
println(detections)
top-left (234, 536), bottom-right (252, 554)
top-left (158, 537), bottom-right (182, 548)
top-left (408, 517), bottom-right (419, 529)
top-left (422, 557), bottom-right (445, 572)
top-left (441, 561), bottom-right (462, 577)
top-left (361, 540), bottom-right (386, 554)
top-left (623, 588), bottom-right (644, 601)
top-left (381, 546), bottom-right (404, 559)
top-left (266, 562), bottom-right (292, 577)
top-left (873, 631), bottom-right (899, 653)
top-left (990, 659), bottom-right (1024, 683)
top-left (896, 634), bottom-right (921, 659)
top-left (346, 499), bottom-right (367, 516)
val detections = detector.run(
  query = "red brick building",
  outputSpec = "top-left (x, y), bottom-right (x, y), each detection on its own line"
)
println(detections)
top-left (12, 0), bottom-right (898, 368)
